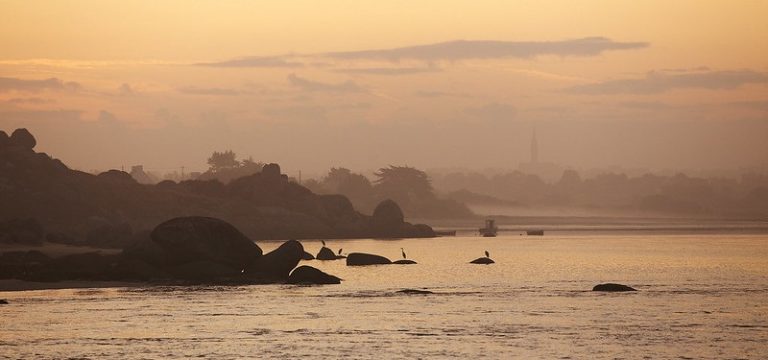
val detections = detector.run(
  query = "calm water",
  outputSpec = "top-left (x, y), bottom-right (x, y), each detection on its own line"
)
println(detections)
top-left (2, 234), bottom-right (768, 359)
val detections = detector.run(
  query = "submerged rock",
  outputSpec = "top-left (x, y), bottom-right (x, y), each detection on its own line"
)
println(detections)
top-left (392, 259), bottom-right (417, 265)
top-left (396, 289), bottom-right (433, 295)
top-left (0, 299), bottom-right (8, 305)
top-left (316, 246), bottom-right (339, 260)
top-left (592, 283), bottom-right (637, 292)
top-left (470, 257), bottom-right (494, 264)
top-left (346, 252), bottom-right (392, 266)
top-left (287, 265), bottom-right (341, 285)
top-left (302, 251), bottom-right (315, 260)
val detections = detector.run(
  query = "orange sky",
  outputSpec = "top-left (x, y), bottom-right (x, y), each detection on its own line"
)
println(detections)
top-left (1, 1), bottom-right (767, 174)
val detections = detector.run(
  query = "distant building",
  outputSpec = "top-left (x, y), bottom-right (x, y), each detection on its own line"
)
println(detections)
top-left (518, 127), bottom-right (564, 182)
top-left (129, 165), bottom-right (158, 184)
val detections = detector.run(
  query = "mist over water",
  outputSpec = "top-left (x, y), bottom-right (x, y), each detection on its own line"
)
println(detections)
top-left (3, 233), bottom-right (767, 359)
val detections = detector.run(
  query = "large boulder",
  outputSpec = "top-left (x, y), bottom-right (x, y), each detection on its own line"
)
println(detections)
top-left (166, 260), bottom-right (240, 281)
top-left (243, 240), bottom-right (304, 280)
top-left (371, 200), bottom-right (404, 232)
top-left (150, 217), bottom-right (262, 269)
top-left (346, 252), bottom-right (392, 266)
top-left (592, 283), bottom-right (637, 292)
top-left (0, 130), bottom-right (9, 147)
top-left (287, 265), bottom-right (341, 285)
top-left (9, 128), bottom-right (36, 149)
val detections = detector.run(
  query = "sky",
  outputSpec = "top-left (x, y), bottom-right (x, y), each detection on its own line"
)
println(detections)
top-left (0, 0), bottom-right (766, 177)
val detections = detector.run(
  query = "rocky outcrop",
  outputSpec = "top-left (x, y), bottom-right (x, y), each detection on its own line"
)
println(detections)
top-left (0, 218), bottom-right (44, 245)
top-left (346, 252), bottom-right (392, 266)
top-left (592, 283), bottom-right (637, 292)
top-left (396, 289), bottom-right (433, 295)
top-left (9, 128), bottom-right (36, 149)
top-left (243, 240), bottom-right (305, 281)
top-left (151, 216), bottom-right (262, 269)
top-left (287, 265), bottom-right (341, 285)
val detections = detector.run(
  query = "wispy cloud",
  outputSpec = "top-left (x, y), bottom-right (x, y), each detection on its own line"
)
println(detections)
top-left (287, 74), bottom-right (366, 93)
top-left (568, 70), bottom-right (768, 94)
top-left (196, 56), bottom-right (303, 68)
top-left (324, 37), bottom-right (648, 61)
top-left (464, 102), bottom-right (517, 120)
top-left (333, 65), bottom-right (441, 76)
top-left (0, 77), bottom-right (81, 93)
top-left (177, 86), bottom-right (244, 96)
top-left (6, 97), bottom-right (56, 105)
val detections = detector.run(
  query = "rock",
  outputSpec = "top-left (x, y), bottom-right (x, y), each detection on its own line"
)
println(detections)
top-left (25, 252), bottom-right (119, 282)
top-left (316, 246), bottom-right (340, 260)
top-left (396, 289), bottom-right (433, 295)
top-left (302, 251), bottom-right (315, 260)
top-left (9, 128), bottom-right (36, 149)
top-left (262, 163), bottom-right (282, 179)
top-left (166, 260), bottom-right (240, 281)
top-left (470, 257), bottom-right (495, 264)
top-left (111, 257), bottom-right (168, 281)
top-left (592, 283), bottom-right (637, 292)
top-left (151, 216), bottom-right (262, 269)
top-left (392, 259), bottom-right (417, 265)
top-left (0, 250), bottom-right (50, 279)
top-left (87, 222), bottom-right (134, 248)
top-left (0, 299), bottom-right (8, 305)
top-left (243, 240), bottom-right (304, 281)
top-left (287, 265), bottom-right (341, 285)
top-left (0, 218), bottom-right (44, 245)
top-left (96, 169), bottom-right (137, 185)
top-left (371, 200), bottom-right (404, 232)
top-left (346, 252), bottom-right (392, 266)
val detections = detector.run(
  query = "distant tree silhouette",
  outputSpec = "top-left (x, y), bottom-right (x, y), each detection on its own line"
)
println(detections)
top-left (374, 165), bottom-right (433, 202)
top-left (207, 150), bottom-right (239, 173)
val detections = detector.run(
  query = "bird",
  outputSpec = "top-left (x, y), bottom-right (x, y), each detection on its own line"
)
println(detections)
top-left (321, 240), bottom-right (326, 247)
top-left (485, 250), bottom-right (490, 258)
top-left (401, 248), bottom-right (407, 259)
top-left (338, 248), bottom-right (343, 255)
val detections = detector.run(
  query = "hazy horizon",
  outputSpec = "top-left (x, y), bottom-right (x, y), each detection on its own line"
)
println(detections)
top-left (1, 1), bottom-right (767, 175)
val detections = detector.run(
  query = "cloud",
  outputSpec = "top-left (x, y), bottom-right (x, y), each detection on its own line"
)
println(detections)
top-left (287, 73), bottom-right (366, 93)
top-left (568, 70), bottom-right (768, 94)
top-left (464, 102), bottom-right (517, 120)
top-left (177, 86), bottom-right (243, 96)
top-left (324, 37), bottom-right (648, 61)
top-left (333, 66), bottom-right (441, 76)
top-left (414, 90), bottom-right (472, 98)
top-left (196, 56), bottom-right (303, 68)
top-left (0, 77), bottom-right (81, 93)
top-left (6, 97), bottom-right (56, 105)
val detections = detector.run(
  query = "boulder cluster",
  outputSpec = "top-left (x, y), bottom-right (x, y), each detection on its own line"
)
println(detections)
top-left (1, 216), bottom-right (339, 285)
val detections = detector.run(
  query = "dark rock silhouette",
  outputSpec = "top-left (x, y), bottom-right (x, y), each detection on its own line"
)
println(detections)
top-left (0, 250), bottom-right (49, 279)
top-left (151, 216), bottom-right (262, 269)
top-left (316, 246), bottom-right (341, 260)
top-left (287, 265), bottom-right (342, 285)
top-left (26, 252), bottom-right (119, 282)
top-left (0, 299), bottom-right (8, 304)
top-left (346, 252), bottom-right (392, 266)
top-left (396, 289), bottom-right (433, 295)
top-left (470, 257), bottom-right (495, 264)
top-left (166, 260), bottom-right (240, 281)
top-left (0, 218), bottom-right (44, 245)
top-left (372, 199), bottom-right (404, 229)
top-left (9, 128), bottom-right (36, 149)
top-left (592, 283), bottom-right (637, 292)
top-left (392, 259), bottom-right (417, 264)
top-left (302, 251), bottom-right (315, 260)
top-left (243, 240), bottom-right (305, 281)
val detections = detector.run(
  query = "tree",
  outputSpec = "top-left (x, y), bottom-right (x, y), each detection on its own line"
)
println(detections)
top-left (207, 150), bottom-right (239, 173)
top-left (373, 165), bottom-right (434, 205)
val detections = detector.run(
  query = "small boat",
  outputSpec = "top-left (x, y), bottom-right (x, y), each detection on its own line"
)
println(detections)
top-left (526, 230), bottom-right (544, 236)
top-left (479, 219), bottom-right (498, 237)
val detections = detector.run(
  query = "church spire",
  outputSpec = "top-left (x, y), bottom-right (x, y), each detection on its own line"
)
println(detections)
top-left (531, 127), bottom-right (539, 163)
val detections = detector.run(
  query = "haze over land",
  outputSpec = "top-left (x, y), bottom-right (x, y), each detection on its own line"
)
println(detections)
top-left (0, 1), bottom-right (767, 176)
